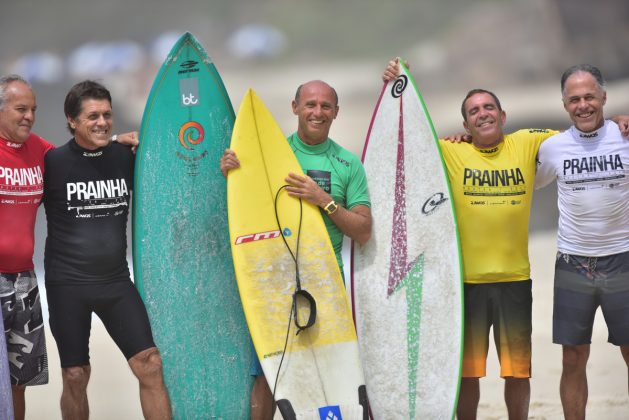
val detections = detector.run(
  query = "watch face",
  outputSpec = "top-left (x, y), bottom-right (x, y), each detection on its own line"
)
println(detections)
top-left (326, 201), bottom-right (338, 214)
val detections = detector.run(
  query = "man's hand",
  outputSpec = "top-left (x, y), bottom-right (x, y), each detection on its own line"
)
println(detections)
top-left (220, 149), bottom-right (240, 177)
top-left (613, 115), bottom-right (629, 137)
top-left (441, 132), bottom-right (472, 143)
top-left (116, 131), bottom-right (139, 153)
top-left (285, 172), bottom-right (372, 244)
top-left (382, 57), bottom-right (410, 82)
top-left (284, 172), bottom-right (330, 207)
top-left (383, 58), bottom-right (401, 82)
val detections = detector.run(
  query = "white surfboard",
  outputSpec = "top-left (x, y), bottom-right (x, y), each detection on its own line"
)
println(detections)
top-left (351, 61), bottom-right (463, 419)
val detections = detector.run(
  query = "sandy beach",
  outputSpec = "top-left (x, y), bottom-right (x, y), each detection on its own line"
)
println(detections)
top-left (22, 231), bottom-right (629, 419)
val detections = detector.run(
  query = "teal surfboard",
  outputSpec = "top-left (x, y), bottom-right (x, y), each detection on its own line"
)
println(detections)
top-left (133, 32), bottom-right (252, 418)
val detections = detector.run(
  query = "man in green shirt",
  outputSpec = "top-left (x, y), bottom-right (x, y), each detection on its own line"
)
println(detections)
top-left (221, 79), bottom-right (372, 419)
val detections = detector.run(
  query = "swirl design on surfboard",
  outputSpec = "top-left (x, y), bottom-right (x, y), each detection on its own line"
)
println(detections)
top-left (391, 75), bottom-right (408, 98)
top-left (178, 121), bottom-right (205, 150)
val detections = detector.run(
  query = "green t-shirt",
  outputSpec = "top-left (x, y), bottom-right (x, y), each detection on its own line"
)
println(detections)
top-left (287, 133), bottom-right (371, 269)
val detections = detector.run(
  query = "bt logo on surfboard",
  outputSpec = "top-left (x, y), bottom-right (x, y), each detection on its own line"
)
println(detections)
top-left (179, 78), bottom-right (200, 107)
top-left (182, 93), bottom-right (198, 106)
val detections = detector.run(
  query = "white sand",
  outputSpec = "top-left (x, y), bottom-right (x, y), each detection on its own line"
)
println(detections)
top-left (23, 231), bottom-right (629, 419)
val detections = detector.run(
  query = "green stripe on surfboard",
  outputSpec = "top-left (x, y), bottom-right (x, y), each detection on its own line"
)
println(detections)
top-left (133, 32), bottom-right (252, 418)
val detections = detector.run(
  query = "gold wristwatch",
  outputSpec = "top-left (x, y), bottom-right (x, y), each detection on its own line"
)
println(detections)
top-left (323, 200), bottom-right (339, 215)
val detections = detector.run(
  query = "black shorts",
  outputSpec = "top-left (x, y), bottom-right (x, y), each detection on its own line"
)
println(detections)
top-left (462, 280), bottom-right (532, 378)
top-left (46, 281), bottom-right (155, 368)
top-left (553, 250), bottom-right (629, 346)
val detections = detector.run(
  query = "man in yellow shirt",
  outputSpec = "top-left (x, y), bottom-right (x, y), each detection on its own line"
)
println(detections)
top-left (442, 90), bottom-right (556, 420)
top-left (440, 90), bottom-right (555, 420)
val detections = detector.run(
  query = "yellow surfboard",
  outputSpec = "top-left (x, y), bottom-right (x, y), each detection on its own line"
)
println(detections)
top-left (228, 89), bottom-right (367, 419)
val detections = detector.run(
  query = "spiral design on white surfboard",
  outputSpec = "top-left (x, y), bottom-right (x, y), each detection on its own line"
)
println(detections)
top-left (391, 75), bottom-right (408, 98)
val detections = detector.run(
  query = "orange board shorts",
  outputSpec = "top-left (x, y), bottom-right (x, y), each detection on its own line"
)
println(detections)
top-left (462, 279), bottom-right (532, 378)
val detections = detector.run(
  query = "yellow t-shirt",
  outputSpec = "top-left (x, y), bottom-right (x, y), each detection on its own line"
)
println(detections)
top-left (439, 129), bottom-right (557, 284)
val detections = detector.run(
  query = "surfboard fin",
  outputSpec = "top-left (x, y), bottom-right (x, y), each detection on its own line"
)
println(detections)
top-left (358, 384), bottom-right (370, 420)
top-left (277, 399), bottom-right (297, 420)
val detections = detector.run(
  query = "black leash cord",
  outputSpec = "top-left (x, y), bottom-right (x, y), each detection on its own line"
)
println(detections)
top-left (273, 185), bottom-right (316, 334)
top-left (270, 185), bottom-right (318, 401)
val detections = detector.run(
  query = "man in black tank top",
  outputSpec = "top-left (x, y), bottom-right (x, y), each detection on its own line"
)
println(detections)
top-left (43, 80), bottom-right (171, 419)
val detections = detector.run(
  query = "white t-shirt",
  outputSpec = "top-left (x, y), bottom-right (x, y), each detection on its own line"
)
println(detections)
top-left (535, 120), bottom-right (629, 256)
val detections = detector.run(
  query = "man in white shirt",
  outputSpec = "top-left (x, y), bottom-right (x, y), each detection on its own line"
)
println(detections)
top-left (535, 64), bottom-right (629, 420)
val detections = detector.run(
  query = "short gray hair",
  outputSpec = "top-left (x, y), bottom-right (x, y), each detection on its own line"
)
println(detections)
top-left (0, 75), bottom-right (32, 110)
top-left (560, 64), bottom-right (606, 95)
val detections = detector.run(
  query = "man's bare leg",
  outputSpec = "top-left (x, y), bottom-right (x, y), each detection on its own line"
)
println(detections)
top-left (620, 346), bottom-right (629, 399)
top-left (60, 365), bottom-right (90, 420)
top-left (560, 344), bottom-right (589, 420)
top-left (251, 375), bottom-right (274, 420)
top-left (11, 385), bottom-right (25, 420)
top-left (128, 347), bottom-right (171, 420)
top-left (457, 377), bottom-right (480, 420)
top-left (504, 377), bottom-right (530, 420)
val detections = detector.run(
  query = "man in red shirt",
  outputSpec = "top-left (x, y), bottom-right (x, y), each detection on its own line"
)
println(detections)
top-left (0, 75), bottom-right (52, 420)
